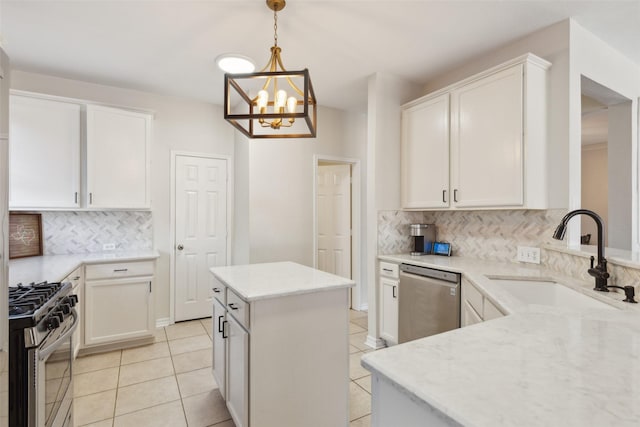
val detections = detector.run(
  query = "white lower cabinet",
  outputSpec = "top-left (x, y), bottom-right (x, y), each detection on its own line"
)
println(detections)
top-left (212, 283), bottom-right (349, 427)
top-left (84, 261), bottom-right (154, 347)
top-left (380, 277), bottom-right (399, 345)
top-left (461, 278), bottom-right (505, 326)
top-left (226, 314), bottom-right (249, 427)
top-left (212, 298), bottom-right (227, 399)
top-left (379, 261), bottom-right (399, 345)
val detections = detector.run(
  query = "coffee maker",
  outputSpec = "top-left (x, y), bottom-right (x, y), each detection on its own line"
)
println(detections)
top-left (410, 224), bottom-right (436, 255)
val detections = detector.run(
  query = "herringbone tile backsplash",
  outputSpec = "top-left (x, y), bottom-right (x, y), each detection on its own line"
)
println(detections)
top-left (378, 209), bottom-right (565, 261)
top-left (42, 211), bottom-right (153, 254)
top-left (378, 209), bottom-right (640, 292)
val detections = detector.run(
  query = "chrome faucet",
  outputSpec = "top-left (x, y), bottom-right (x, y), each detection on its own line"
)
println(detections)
top-left (552, 209), bottom-right (610, 292)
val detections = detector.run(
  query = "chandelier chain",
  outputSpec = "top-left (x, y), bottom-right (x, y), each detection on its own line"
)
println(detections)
top-left (273, 10), bottom-right (278, 47)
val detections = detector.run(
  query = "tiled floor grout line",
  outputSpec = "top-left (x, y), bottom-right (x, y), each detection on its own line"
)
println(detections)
top-left (76, 313), bottom-right (371, 427)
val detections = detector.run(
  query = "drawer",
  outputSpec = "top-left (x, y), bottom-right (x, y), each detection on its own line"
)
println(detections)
top-left (379, 262), bottom-right (399, 279)
top-left (212, 277), bottom-right (226, 304)
top-left (227, 289), bottom-right (249, 330)
top-left (85, 261), bottom-right (154, 280)
top-left (63, 267), bottom-right (83, 290)
top-left (463, 279), bottom-right (483, 316)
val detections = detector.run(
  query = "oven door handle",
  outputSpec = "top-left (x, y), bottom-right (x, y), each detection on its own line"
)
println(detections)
top-left (38, 308), bottom-right (79, 361)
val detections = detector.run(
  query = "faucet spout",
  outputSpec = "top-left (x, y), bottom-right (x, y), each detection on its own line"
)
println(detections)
top-left (552, 209), bottom-right (609, 291)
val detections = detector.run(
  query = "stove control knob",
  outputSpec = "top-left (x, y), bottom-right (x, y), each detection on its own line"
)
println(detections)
top-left (47, 316), bottom-right (60, 330)
top-left (67, 295), bottom-right (79, 307)
top-left (60, 304), bottom-right (71, 315)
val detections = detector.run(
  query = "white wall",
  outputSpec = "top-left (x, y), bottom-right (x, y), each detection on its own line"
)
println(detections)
top-left (581, 143), bottom-right (608, 246)
top-left (423, 20), bottom-right (571, 210)
top-left (11, 70), bottom-right (235, 321)
top-left (569, 21), bottom-right (640, 249)
top-left (365, 72), bottom-right (421, 346)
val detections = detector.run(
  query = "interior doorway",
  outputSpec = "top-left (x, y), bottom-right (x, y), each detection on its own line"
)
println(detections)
top-left (580, 76), bottom-right (633, 250)
top-left (313, 156), bottom-right (361, 310)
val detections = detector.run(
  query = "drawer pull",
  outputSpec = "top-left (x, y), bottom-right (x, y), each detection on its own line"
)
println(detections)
top-left (218, 315), bottom-right (224, 333)
top-left (72, 276), bottom-right (80, 280)
top-left (213, 287), bottom-right (221, 293)
top-left (228, 303), bottom-right (239, 310)
top-left (382, 268), bottom-right (393, 273)
top-left (222, 320), bottom-right (228, 339)
top-left (113, 268), bottom-right (128, 272)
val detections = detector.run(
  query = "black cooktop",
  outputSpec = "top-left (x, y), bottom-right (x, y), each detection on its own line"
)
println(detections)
top-left (9, 282), bottom-right (65, 318)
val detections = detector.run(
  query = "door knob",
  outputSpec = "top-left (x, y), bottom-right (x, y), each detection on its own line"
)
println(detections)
top-left (177, 244), bottom-right (184, 251)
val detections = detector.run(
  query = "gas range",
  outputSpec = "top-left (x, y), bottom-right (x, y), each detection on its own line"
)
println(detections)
top-left (9, 281), bottom-right (79, 427)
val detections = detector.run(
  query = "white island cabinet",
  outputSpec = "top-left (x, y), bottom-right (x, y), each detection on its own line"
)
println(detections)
top-left (210, 261), bottom-right (355, 427)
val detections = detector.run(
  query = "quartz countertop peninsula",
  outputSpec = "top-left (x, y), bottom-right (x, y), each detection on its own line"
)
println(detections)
top-left (365, 254), bottom-right (640, 426)
top-left (210, 261), bottom-right (355, 302)
top-left (9, 249), bottom-right (160, 285)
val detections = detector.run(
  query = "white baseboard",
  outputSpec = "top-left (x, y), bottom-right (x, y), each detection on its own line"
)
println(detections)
top-left (365, 334), bottom-right (387, 350)
top-left (155, 317), bottom-right (172, 328)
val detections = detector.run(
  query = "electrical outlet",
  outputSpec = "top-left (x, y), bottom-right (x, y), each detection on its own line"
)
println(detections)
top-left (517, 246), bottom-right (541, 264)
top-left (103, 243), bottom-right (116, 251)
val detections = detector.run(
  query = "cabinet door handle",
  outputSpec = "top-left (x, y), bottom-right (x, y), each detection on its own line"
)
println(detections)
top-left (212, 287), bottom-right (220, 293)
top-left (89, 192), bottom-right (93, 204)
top-left (74, 192), bottom-right (78, 204)
top-left (454, 189), bottom-right (458, 203)
top-left (442, 190), bottom-right (447, 203)
top-left (392, 285), bottom-right (397, 298)
top-left (113, 268), bottom-right (128, 272)
top-left (222, 320), bottom-right (228, 339)
top-left (149, 282), bottom-right (152, 293)
top-left (218, 315), bottom-right (224, 333)
top-left (72, 276), bottom-right (80, 281)
top-left (228, 303), bottom-right (239, 310)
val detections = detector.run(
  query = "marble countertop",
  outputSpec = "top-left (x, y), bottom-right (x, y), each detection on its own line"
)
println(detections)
top-left (9, 250), bottom-right (160, 285)
top-left (210, 261), bottom-right (355, 302)
top-left (365, 254), bottom-right (640, 426)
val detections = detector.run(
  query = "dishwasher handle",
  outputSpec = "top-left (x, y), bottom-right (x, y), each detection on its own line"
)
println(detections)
top-left (400, 264), bottom-right (459, 283)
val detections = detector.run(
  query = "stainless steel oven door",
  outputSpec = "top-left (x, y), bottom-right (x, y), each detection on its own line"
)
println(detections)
top-left (30, 308), bottom-right (78, 427)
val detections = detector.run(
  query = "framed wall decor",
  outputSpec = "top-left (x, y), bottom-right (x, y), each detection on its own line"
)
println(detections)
top-left (9, 212), bottom-right (43, 259)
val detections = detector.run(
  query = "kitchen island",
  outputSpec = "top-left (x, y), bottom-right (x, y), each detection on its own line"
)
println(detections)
top-left (210, 261), bottom-right (355, 427)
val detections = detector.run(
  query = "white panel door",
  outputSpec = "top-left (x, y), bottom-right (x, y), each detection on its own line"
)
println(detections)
top-left (401, 93), bottom-right (450, 209)
top-left (317, 164), bottom-right (351, 279)
top-left (9, 95), bottom-right (81, 208)
top-left (175, 155), bottom-right (228, 321)
top-left (451, 64), bottom-right (524, 207)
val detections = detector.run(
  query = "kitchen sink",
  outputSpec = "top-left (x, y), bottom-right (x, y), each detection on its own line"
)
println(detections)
top-left (486, 276), bottom-right (616, 310)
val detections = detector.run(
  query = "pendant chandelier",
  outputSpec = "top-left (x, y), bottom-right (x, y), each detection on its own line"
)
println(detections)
top-left (223, 0), bottom-right (317, 139)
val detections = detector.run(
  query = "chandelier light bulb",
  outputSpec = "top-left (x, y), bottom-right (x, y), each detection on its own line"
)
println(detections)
top-left (275, 89), bottom-right (287, 112)
top-left (287, 96), bottom-right (297, 114)
top-left (256, 90), bottom-right (269, 112)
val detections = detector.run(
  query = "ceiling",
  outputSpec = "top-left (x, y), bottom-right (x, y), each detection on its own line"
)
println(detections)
top-left (2, 1), bottom-right (639, 112)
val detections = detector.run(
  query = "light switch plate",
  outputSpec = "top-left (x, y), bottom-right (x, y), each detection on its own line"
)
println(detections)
top-left (517, 246), bottom-right (540, 264)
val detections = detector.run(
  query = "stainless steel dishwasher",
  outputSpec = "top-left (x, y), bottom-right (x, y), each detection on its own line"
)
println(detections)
top-left (398, 264), bottom-right (461, 343)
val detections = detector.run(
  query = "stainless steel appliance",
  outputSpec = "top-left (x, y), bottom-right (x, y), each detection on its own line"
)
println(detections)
top-left (9, 281), bottom-right (78, 427)
top-left (398, 264), bottom-right (460, 343)
top-left (410, 224), bottom-right (436, 255)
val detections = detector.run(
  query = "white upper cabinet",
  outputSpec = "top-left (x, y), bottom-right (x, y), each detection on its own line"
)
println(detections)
top-left (451, 65), bottom-right (524, 208)
top-left (401, 94), bottom-right (450, 209)
top-left (401, 53), bottom-right (550, 210)
top-left (9, 95), bottom-right (81, 209)
top-left (86, 105), bottom-right (152, 209)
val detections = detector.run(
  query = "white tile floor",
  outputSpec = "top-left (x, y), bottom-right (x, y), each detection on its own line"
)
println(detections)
top-left (73, 310), bottom-right (373, 427)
